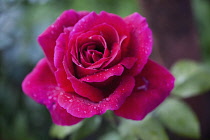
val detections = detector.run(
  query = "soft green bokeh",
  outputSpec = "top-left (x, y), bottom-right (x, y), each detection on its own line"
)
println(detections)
top-left (156, 98), bottom-right (200, 139)
top-left (171, 60), bottom-right (210, 98)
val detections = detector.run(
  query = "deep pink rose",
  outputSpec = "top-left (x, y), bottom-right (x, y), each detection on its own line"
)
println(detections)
top-left (22, 10), bottom-right (174, 125)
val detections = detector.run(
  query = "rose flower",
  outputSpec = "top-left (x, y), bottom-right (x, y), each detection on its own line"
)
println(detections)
top-left (22, 10), bottom-right (174, 125)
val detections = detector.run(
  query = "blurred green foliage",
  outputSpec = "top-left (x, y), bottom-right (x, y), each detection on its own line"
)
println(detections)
top-left (192, 0), bottom-right (210, 62)
top-left (1, 0), bottom-right (210, 140)
top-left (171, 60), bottom-right (210, 98)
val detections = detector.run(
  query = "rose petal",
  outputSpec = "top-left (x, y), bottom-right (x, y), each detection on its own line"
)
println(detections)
top-left (38, 10), bottom-right (89, 71)
top-left (114, 60), bottom-right (175, 120)
top-left (102, 42), bottom-right (121, 68)
top-left (54, 31), bottom-right (74, 92)
top-left (49, 102), bottom-right (83, 126)
top-left (70, 11), bottom-right (129, 41)
top-left (22, 58), bottom-right (58, 105)
top-left (22, 58), bottom-right (82, 125)
top-left (80, 64), bottom-right (124, 82)
top-left (120, 57), bottom-right (137, 69)
top-left (75, 65), bottom-right (99, 78)
top-left (91, 23), bottom-right (119, 48)
top-left (124, 12), bottom-right (153, 75)
top-left (63, 58), bottom-right (105, 102)
top-left (80, 57), bottom-right (136, 83)
top-left (58, 76), bottom-right (135, 118)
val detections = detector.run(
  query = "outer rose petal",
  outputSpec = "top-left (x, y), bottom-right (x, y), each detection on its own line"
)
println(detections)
top-left (124, 13), bottom-right (153, 76)
top-left (38, 10), bottom-right (89, 71)
top-left (49, 103), bottom-right (83, 126)
top-left (22, 58), bottom-right (82, 125)
top-left (70, 11), bottom-right (129, 41)
top-left (54, 31), bottom-right (75, 92)
top-left (58, 76), bottom-right (135, 118)
top-left (114, 59), bottom-right (175, 120)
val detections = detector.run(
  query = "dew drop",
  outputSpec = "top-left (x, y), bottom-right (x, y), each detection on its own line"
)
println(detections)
top-left (105, 98), bottom-right (110, 101)
top-left (136, 85), bottom-right (146, 90)
top-left (88, 36), bottom-right (92, 39)
top-left (53, 104), bottom-right (56, 110)
top-left (84, 111), bottom-right (87, 114)
top-left (51, 25), bottom-right (55, 28)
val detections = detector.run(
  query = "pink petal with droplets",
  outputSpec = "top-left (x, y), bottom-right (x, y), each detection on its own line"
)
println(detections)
top-left (22, 58), bottom-right (82, 125)
top-left (58, 76), bottom-right (135, 118)
top-left (124, 12), bottom-right (153, 76)
top-left (70, 11), bottom-right (129, 41)
top-left (49, 102), bottom-right (83, 126)
top-left (80, 64), bottom-right (124, 82)
top-left (63, 58), bottom-right (105, 102)
top-left (80, 57), bottom-right (136, 83)
top-left (38, 10), bottom-right (89, 71)
top-left (114, 60), bottom-right (175, 120)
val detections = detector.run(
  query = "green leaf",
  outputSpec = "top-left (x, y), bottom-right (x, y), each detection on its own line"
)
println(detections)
top-left (156, 98), bottom-right (200, 138)
top-left (50, 122), bottom-right (83, 139)
top-left (71, 116), bottom-right (102, 140)
top-left (13, 112), bottom-right (35, 140)
top-left (99, 132), bottom-right (122, 140)
top-left (171, 60), bottom-right (210, 98)
top-left (118, 116), bottom-right (169, 140)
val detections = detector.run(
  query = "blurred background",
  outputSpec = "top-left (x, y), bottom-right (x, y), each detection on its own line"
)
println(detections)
top-left (0, 0), bottom-right (210, 140)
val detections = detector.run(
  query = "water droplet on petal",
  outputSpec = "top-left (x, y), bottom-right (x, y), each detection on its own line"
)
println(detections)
top-left (53, 104), bottom-right (56, 110)
top-left (89, 36), bottom-right (92, 39)
top-left (105, 98), bottom-right (110, 101)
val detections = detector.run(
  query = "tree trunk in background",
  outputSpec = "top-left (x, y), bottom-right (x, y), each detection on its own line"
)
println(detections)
top-left (139, 0), bottom-right (200, 68)
top-left (139, 0), bottom-right (210, 139)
